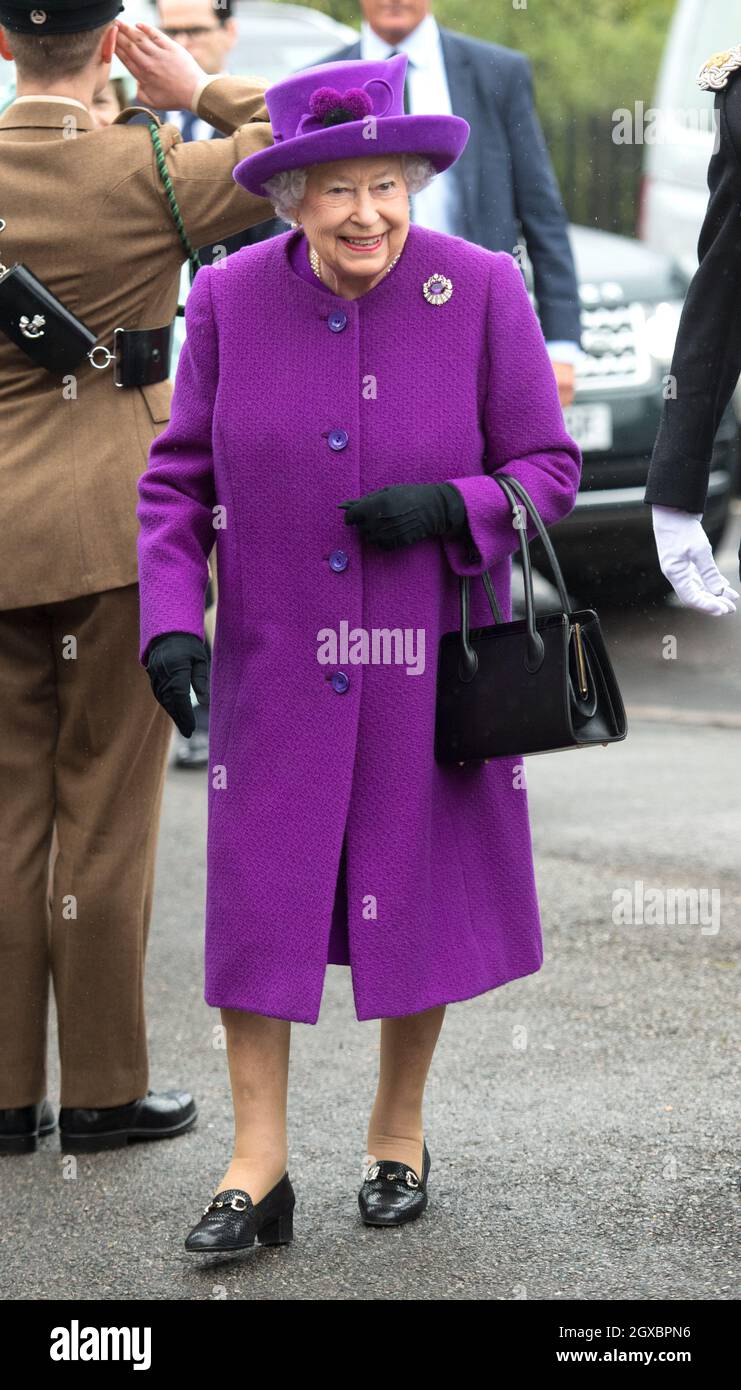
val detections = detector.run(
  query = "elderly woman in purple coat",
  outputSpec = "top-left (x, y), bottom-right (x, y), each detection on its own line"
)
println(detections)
top-left (136, 53), bottom-right (581, 1252)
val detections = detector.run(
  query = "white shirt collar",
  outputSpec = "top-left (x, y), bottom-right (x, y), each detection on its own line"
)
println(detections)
top-left (360, 12), bottom-right (442, 67)
top-left (10, 94), bottom-right (90, 113)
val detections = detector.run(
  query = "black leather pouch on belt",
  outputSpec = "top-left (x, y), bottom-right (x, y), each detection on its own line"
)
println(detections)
top-left (0, 261), bottom-right (97, 373)
top-left (0, 261), bottom-right (172, 385)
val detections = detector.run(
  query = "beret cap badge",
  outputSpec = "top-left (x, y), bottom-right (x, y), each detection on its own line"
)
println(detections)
top-left (0, 1), bottom-right (125, 33)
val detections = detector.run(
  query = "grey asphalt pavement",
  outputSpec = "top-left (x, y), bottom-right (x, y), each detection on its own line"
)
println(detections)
top-left (1, 519), bottom-right (739, 1302)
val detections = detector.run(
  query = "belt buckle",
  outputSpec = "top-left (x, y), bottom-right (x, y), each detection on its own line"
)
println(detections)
top-left (113, 327), bottom-right (126, 388)
top-left (112, 324), bottom-right (172, 388)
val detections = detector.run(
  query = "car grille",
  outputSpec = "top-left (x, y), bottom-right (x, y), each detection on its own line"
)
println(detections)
top-left (576, 302), bottom-right (653, 392)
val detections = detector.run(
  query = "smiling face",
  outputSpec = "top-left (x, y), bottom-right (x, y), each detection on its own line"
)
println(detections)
top-left (290, 156), bottom-right (410, 299)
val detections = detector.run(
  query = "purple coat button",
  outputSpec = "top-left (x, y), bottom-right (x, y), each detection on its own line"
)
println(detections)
top-left (328, 549), bottom-right (349, 572)
top-left (331, 670), bottom-right (350, 693)
top-left (328, 311), bottom-right (347, 332)
top-left (328, 428), bottom-right (349, 451)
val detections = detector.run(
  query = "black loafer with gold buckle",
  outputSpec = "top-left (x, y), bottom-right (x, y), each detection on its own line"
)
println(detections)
top-left (184, 1173), bottom-right (295, 1252)
top-left (358, 1140), bottom-right (431, 1227)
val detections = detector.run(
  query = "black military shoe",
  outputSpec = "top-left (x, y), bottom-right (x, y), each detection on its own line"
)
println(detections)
top-left (58, 1088), bottom-right (197, 1152)
top-left (0, 1098), bottom-right (56, 1154)
top-left (185, 1174), bottom-right (295, 1252)
top-left (358, 1139), bottom-right (431, 1227)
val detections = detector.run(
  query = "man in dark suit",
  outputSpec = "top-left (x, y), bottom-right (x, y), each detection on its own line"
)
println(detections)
top-left (321, 0), bottom-right (581, 407)
top-left (644, 47), bottom-right (741, 617)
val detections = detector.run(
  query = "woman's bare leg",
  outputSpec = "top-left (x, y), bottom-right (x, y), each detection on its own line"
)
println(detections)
top-left (365, 1005), bottom-right (446, 1179)
top-left (215, 1009), bottom-right (291, 1205)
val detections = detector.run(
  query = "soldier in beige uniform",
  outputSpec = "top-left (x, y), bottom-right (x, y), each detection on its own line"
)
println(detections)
top-left (0, 0), bottom-right (275, 1152)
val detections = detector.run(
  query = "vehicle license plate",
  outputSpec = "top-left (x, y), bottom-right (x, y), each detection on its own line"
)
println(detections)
top-left (562, 403), bottom-right (613, 452)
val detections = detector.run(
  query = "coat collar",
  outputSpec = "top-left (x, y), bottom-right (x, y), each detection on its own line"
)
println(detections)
top-left (281, 221), bottom-right (439, 311)
top-left (0, 96), bottom-right (96, 133)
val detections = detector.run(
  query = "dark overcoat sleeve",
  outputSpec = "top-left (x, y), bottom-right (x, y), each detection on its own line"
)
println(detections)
top-left (503, 52), bottom-right (582, 346)
top-left (645, 74), bottom-right (741, 512)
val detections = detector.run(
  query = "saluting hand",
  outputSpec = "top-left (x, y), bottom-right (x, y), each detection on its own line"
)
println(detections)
top-left (113, 20), bottom-right (206, 113)
top-left (145, 633), bottom-right (210, 739)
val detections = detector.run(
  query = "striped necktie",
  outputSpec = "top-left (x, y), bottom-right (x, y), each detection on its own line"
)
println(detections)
top-left (387, 48), bottom-right (412, 114)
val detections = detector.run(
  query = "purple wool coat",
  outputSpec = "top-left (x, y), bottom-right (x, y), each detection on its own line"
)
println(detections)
top-left (136, 222), bottom-right (581, 1024)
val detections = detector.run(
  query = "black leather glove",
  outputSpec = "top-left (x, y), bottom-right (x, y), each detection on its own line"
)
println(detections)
top-left (338, 482), bottom-right (469, 551)
top-left (145, 632), bottom-right (210, 739)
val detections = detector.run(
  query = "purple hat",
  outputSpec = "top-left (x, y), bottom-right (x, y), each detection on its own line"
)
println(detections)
top-left (233, 53), bottom-right (469, 198)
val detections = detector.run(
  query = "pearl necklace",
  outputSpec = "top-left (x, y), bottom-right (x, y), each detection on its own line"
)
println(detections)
top-left (309, 241), bottom-right (402, 287)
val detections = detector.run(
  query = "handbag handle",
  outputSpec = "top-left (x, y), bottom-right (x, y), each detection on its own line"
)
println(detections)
top-left (497, 475), bottom-right (596, 717)
top-left (496, 474), bottom-right (573, 611)
top-left (457, 472), bottom-right (574, 683)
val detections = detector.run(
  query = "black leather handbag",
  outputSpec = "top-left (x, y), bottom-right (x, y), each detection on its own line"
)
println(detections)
top-left (434, 472), bottom-right (628, 764)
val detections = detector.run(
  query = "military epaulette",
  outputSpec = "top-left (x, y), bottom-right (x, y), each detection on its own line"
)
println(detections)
top-left (697, 46), bottom-right (741, 91)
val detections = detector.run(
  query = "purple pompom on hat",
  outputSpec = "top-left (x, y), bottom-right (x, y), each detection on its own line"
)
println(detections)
top-left (305, 86), bottom-right (374, 126)
top-left (233, 53), bottom-right (469, 198)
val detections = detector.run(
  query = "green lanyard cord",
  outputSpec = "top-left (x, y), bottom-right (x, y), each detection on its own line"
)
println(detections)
top-left (148, 120), bottom-right (201, 311)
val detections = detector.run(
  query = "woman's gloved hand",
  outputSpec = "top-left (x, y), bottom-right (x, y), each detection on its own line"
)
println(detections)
top-left (651, 505), bottom-right (739, 616)
top-left (145, 632), bottom-right (210, 737)
top-left (338, 482), bottom-right (468, 551)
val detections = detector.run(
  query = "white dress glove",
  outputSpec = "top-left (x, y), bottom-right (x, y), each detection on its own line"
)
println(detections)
top-left (652, 505), bottom-right (739, 616)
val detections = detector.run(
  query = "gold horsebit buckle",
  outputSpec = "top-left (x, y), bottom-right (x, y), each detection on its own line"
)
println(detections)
top-left (202, 1194), bottom-right (249, 1215)
top-left (364, 1163), bottom-right (419, 1188)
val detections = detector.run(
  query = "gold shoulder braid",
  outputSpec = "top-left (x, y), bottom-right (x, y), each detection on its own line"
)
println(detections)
top-left (697, 46), bottom-right (741, 91)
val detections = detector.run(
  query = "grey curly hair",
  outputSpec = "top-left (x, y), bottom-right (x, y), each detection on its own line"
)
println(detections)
top-left (263, 154), bottom-right (437, 223)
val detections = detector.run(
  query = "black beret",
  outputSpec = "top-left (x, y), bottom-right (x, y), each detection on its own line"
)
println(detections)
top-left (0, 0), bottom-right (124, 33)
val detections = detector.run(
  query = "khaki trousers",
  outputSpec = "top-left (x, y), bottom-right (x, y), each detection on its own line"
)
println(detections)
top-left (0, 584), bottom-right (173, 1108)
